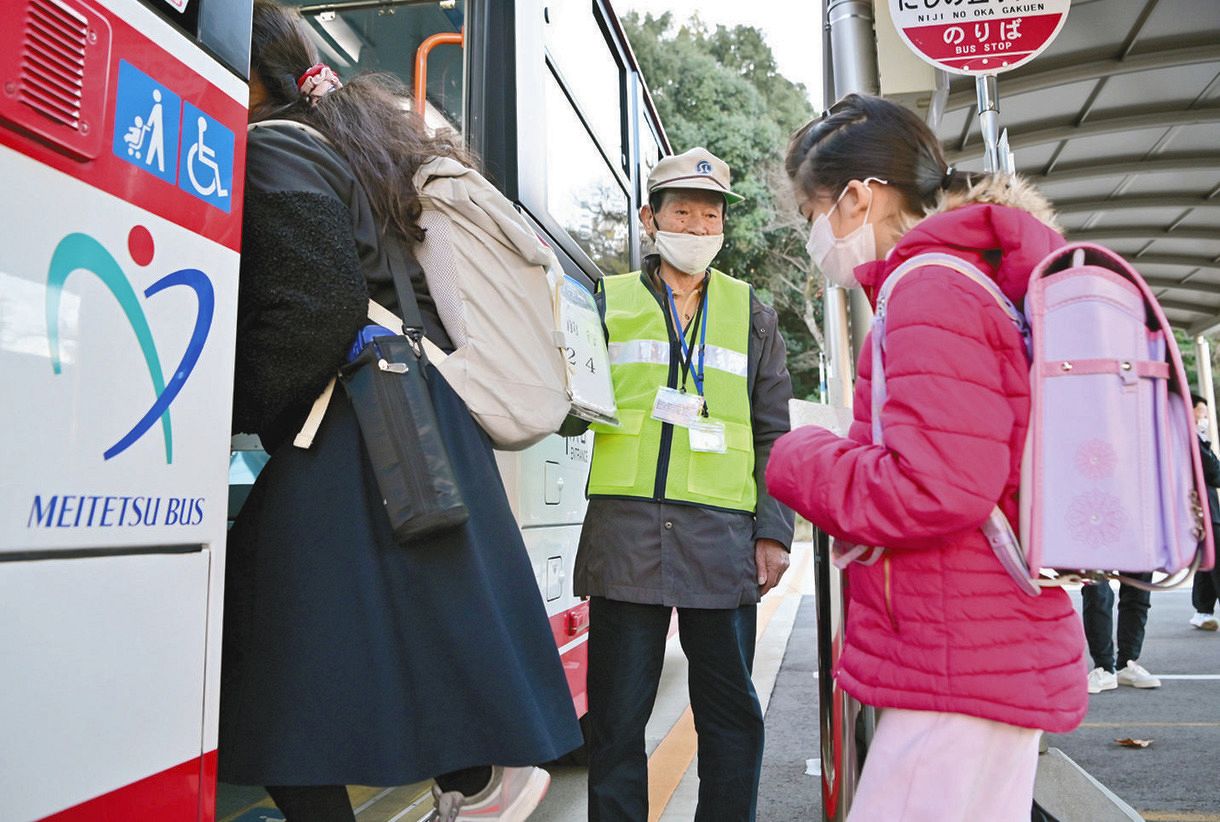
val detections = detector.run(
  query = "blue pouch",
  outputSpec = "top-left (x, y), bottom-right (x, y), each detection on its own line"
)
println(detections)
top-left (348, 324), bottom-right (396, 363)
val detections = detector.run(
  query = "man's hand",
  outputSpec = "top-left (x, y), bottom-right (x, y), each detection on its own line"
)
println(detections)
top-left (755, 539), bottom-right (790, 597)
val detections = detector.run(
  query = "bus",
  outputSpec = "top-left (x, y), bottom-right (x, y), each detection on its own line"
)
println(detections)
top-left (1, 0), bottom-right (668, 818)
top-left (0, 0), bottom-right (250, 818)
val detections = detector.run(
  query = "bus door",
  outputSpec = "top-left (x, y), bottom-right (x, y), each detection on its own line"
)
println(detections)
top-left (0, 0), bottom-right (250, 817)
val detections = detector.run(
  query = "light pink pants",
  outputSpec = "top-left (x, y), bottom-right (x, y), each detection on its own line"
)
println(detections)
top-left (846, 708), bottom-right (1041, 822)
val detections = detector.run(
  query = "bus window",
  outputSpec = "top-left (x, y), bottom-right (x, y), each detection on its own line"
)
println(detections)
top-left (545, 70), bottom-right (630, 275)
top-left (636, 83), bottom-right (663, 204)
top-left (544, 0), bottom-right (625, 173)
top-left (291, 0), bottom-right (466, 133)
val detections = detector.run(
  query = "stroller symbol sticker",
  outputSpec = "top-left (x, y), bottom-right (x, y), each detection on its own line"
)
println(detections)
top-left (178, 103), bottom-right (234, 212)
top-left (112, 61), bottom-right (180, 185)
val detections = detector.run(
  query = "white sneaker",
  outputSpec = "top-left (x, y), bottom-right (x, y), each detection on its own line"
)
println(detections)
top-left (429, 766), bottom-right (550, 822)
top-left (1190, 612), bottom-right (1219, 631)
top-left (1116, 660), bottom-right (1161, 689)
top-left (1087, 666), bottom-right (1117, 693)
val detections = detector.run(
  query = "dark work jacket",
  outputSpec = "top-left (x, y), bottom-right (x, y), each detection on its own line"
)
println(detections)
top-left (1200, 435), bottom-right (1220, 525)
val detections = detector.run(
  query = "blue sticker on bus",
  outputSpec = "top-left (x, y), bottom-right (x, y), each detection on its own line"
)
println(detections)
top-left (112, 60), bottom-right (181, 185)
top-left (178, 102), bottom-right (235, 212)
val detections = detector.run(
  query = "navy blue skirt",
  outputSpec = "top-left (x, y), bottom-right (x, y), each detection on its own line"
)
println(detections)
top-left (218, 367), bottom-right (582, 786)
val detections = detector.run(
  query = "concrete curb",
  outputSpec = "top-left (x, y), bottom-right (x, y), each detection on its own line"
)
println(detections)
top-left (1035, 747), bottom-right (1144, 821)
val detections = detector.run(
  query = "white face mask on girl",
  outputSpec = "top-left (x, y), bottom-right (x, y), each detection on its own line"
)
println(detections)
top-left (805, 177), bottom-right (887, 289)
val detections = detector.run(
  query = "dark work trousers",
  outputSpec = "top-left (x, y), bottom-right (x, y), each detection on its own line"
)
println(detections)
top-left (1191, 524), bottom-right (1220, 614)
top-left (586, 597), bottom-right (764, 822)
top-left (1081, 574), bottom-right (1153, 672)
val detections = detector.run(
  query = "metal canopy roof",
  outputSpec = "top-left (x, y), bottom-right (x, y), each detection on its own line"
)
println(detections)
top-left (931, 0), bottom-right (1220, 334)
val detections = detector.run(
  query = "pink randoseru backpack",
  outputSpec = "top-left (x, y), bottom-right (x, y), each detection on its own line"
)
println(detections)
top-left (852, 243), bottom-right (1216, 596)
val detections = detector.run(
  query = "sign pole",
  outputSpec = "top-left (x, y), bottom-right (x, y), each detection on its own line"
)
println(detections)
top-left (975, 74), bottom-right (1016, 174)
top-left (819, 3), bottom-right (881, 820)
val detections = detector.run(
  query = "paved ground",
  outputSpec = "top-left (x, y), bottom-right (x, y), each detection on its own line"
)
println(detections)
top-left (218, 567), bottom-right (1219, 822)
top-left (757, 596), bottom-right (822, 822)
top-left (755, 583), bottom-right (1220, 822)
top-left (1049, 584), bottom-right (1220, 821)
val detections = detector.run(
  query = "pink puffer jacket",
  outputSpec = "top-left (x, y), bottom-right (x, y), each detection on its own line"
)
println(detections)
top-left (767, 199), bottom-right (1088, 733)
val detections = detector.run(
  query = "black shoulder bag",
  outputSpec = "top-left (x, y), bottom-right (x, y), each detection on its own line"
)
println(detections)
top-left (338, 241), bottom-right (468, 542)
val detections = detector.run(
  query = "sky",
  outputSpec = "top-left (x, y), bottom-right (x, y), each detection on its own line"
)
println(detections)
top-left (615, 0), bottom-right (825, 109)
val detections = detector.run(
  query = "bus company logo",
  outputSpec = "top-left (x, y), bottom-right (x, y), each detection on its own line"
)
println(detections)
top-left (45, 225), bottom-right (214, 465)
top-left (695, 160), bottom-right (713, 175)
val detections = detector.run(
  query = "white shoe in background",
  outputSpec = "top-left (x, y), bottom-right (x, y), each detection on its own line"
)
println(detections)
top-left (1116, 660), bottom-right (1161, 688)
top-left (1087, 666), bottom-right (1118, 694)
top-left (1189, 612), bottom-right (1219, 631)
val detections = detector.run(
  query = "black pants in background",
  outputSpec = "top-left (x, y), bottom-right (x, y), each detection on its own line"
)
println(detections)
top-left (1191, 524), bottom-right (1220, 614)
top-left (1081, 574), bottom-right (1153, 672)
top-left (586, 597), bottom-right (765, 822)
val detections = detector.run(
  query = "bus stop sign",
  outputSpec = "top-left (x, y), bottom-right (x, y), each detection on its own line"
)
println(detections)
top-left (890, 0), bottom-right (1070, 76)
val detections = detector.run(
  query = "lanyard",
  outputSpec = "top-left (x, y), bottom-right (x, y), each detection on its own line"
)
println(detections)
top-left (665, 281), bottom-right (709, 400)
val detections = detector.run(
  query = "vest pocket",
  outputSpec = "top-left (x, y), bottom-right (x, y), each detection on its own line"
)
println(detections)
top-left (589, 409), bottom-right (644, 488)
top-left (686, 421), bottom-right (753, 506)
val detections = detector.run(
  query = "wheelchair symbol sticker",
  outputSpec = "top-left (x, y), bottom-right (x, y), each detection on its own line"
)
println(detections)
top-left (178, 102), bottom-right (234, 212)
top-left (112, 61), bottom-right (180, 186)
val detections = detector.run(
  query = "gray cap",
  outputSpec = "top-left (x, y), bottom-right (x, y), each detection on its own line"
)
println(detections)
top-left (647, 147), bottom-right (744, 205)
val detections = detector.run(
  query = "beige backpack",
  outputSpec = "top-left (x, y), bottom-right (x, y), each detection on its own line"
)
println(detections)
top-left (411, 157), bottom-right (571, 451)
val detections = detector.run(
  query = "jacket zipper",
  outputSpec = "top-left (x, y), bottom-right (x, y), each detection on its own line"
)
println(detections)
top-left (883, 555), bottom-right (900, 633)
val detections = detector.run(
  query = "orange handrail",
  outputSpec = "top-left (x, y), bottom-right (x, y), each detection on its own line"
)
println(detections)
top-left (414, 30), bottom-right (464, 117)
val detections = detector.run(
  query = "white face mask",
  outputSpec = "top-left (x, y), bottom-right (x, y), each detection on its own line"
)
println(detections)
top-left (805, 178), bottom-right (887, 289)
top-left (654, 230), bottom-right (724, 275)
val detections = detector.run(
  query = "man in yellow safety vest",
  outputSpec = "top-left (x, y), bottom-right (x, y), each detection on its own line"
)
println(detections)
top-left (573, 147), bottom-right (795, 821)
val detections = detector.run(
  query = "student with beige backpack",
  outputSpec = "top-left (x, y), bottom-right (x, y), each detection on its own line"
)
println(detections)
top-left (222, 3), bottom-right (584, 820)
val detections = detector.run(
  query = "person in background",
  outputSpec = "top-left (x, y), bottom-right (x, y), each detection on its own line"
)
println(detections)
top-left (766, 94), bottom-right (1087, 822)
top-left (1080, 580), bottom-right (1161, 691)
top-left (220, 3), bottom-right (581, 820)
top-left (571, 147), bottom-right (796, 822)
top-left (1190, 393), bottom-right (1220, 631)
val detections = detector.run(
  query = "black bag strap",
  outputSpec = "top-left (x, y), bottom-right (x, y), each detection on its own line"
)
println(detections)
top-left (381, 236), bottom-right (427, 334)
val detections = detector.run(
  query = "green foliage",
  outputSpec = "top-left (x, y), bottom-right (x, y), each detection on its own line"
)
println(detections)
top-left (622, 13), bottom-right (824, 398)
top-left (1174, 328), bottom-right (1220, 397)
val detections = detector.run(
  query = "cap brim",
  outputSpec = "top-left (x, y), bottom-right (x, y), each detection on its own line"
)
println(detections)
top-left (651, 178), bottom-right (745, 205)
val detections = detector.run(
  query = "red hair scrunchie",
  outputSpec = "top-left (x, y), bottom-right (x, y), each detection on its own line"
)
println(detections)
top-left (297, 63), bottom-right (342, 105)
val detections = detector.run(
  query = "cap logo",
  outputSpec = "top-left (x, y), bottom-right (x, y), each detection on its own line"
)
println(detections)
top-left (696, 160), bottom-right (713, 175)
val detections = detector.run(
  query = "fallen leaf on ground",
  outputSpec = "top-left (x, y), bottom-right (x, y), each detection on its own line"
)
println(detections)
top-left (1115, 738), bottom-right (1152, 748)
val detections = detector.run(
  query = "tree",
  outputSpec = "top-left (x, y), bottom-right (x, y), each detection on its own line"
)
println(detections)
top-left (622, 13), bottom-right (824, 398)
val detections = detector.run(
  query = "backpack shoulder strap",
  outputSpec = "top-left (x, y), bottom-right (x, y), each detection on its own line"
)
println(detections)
top-left (870, 252), bottom-right (1029, 445)
top-left (880, 253), bottom-right (1023, 326)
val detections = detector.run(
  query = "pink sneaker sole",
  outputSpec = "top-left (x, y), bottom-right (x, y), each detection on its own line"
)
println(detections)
top-left (500, 767), bottom-right (550, 822)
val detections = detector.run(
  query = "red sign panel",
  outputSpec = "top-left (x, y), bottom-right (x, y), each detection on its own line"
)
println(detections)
top-left (890, 0), bottom-right (1070, 76)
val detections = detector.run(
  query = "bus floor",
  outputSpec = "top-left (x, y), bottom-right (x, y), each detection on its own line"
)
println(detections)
top-left (217, 541), bottom-right (817, 822)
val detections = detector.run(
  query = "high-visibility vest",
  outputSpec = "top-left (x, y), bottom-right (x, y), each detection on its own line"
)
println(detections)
top-left (588, 269), bottom-right (756, 513)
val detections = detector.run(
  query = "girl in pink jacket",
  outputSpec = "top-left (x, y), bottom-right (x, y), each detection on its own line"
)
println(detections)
top-left (766, 94), bottom-right (1088, 820)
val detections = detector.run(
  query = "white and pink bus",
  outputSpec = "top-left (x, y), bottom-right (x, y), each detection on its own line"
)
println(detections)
top-left (1, 0), bottom-right (668, 818)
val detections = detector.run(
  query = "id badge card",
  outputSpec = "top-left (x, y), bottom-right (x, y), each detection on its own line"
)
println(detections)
top-left (688, 420), bottom-right (727, 453)
top-left (652, 386), bottom-right (705, 428)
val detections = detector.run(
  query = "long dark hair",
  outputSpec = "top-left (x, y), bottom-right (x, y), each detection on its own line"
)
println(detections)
top-left (784, 94), bottom-right (975, 215)
top-left (249, 0), bottom-right (474, 243)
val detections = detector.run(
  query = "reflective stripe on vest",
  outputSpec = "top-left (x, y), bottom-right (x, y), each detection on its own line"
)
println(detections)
top-left (588, 269), bottom-right (756, 512)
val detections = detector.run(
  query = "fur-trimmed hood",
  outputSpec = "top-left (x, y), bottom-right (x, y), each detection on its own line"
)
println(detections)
top-left (856, 174), bottom-right (1065, 307)
top-left (925, 173), bottom-right (1060, 231)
